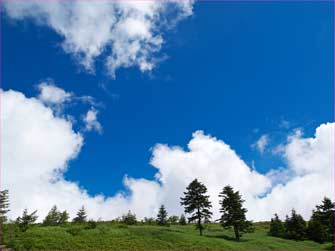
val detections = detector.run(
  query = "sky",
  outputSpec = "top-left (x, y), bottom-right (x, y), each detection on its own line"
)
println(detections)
top-left (1, 1), bottom-right (334, 222)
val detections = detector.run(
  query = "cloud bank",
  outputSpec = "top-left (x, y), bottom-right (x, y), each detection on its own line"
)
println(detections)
top-left (3, 0), bottom-right (194, 78)
top-left (2, 88), bottom-right (333, 222)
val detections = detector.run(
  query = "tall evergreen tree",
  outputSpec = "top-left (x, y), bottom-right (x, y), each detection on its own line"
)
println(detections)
top-left (0, 190), bottom-right (10, 244)
top-left (218, 185), bottom-right (253, 241)
top-left (268, 214), bottom-right (285, 237)
top-left (72, 206), bottom-right (87, 223)
top-left (156, 205), bottom-right (168, 226)
top-left (180, 179), bottom-right (212, 236)
top-left (307, 197), bottom-right (334, 242)
top-left (284, 209), bottom-right (306, 240)
top-left (16, 209), bottom-right (38, 232)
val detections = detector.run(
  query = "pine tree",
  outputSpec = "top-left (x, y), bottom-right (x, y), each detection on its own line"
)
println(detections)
top-left (180, 179), bottom-right (212, 236)
top-left (121, 210), bottom-right (137, 225)
top-left (0, 190), bottom-right (10, 244)
top-left (268, 213), bottom-right (285, 237)
top-left (59, 210), bottom-right (69, 224)
top-left (16, 209), bottom-right (38, 232)
top-left (218, 185), bottom-right (253, 241)
top-left (307, 197), bottom-right (334, 242)
top-left (168, 215), bottom-right (179, 225)
top-left (156, 205), bottom-right (168, 226)
top-left (43, 205), bottom-right (60, 226)
top-left (284, 209), bottom-right (306, 240)
top-left (72, 206), bottom-right (87, 223)
top-left (179, 214), bottom-right (187, 225)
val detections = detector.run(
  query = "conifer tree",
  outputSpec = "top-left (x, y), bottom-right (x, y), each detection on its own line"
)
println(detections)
top-left (284, 209), bottom-right (306, 240)
top-left (16, 209), bottom-right (38, 232)
top-left (156, 205), bottom-right (168, 226)
top-left (0, 190), bottom-right (10, 244)
top-left (72, 206), bottom-right (87, 223)
top-left (219, 185), bottom-right (253, 241)
top-left (121, 210), bottom-right (137, 225)
top-left (59, 210), bottom-right (70, 224)
top-left (179, 214), bottom-right (187, 225)
top-left (268, 213), bottom-right (285, 237)
top-left (180, 179), bottom-right (212, 235)
top-left (307, 197), bottom-right (334, 242)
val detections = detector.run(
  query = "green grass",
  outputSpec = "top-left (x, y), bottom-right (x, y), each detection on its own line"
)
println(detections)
top-left (4, 222), bottom-right (333, 250)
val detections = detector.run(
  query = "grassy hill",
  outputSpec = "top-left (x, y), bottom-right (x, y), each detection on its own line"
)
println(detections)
top-left (3, 222), bottom-right (333, 250)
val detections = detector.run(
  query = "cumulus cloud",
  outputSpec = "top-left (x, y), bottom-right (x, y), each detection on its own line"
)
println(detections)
top-left (252, 134), bottom-right (269, 154)
top-left (38, 82), bottom-right (72, 105)
top-left (83, 108), bottom-right (102, 134)
top-left (3, 0), bottom-right (194, 78)
top-left (2, 88), bottom-right (333, 221)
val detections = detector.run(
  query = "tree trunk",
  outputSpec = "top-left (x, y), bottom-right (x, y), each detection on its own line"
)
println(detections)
top-left (234, 225), bottom-right (240, 241)
top-left (197, 207), bottom-right (202, 236)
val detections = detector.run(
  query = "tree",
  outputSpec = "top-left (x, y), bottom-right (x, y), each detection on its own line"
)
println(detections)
top-left (284, 209), bottom-right (306, 240)
top-left (268, 214), bottom-right (285, 238)
top-left (0, 190), bottom-right (10, 244)
top-left (180, 179), bottom-right (212, 236)
top-left (59, 210), bottom-right (70, 224)
top-left (156, 205), bottom-right (168, 226)
top-left (143, 217), bottom-right (155, 225)
top-left (179, 214), bottom-right (187, 225)
top-left (168, 215), bottom-right (179, 225)
top-left (121, 210), bottom-right (137, 225)
top-left (218, 185), bottom-right (253, 241)
top-left (16, 209), bottom-right (38, 232)
top-left (72, 206), bottom-right (87, 223)
top-left (307, 197), bottom-right (334, 243)
top-left (43, 205), bottom-right (69, 226)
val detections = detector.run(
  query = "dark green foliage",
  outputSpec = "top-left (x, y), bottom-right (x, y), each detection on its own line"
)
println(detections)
top-left (72, 206), bottom-right (87, 223)
top-left (179, 214), bottom-right (187, 225)
top-left (284, 210), bottom-right (306, 240)
top-left (0, 190), bottom-right (10, 223)
top-left (219, 185), bottom-right (253, 241)
top-left (143, 217), bottom-right (155, 225)
top-left (307, 197), bottom-right (334, 243)
top-left (0, 190), bottom-right (10, 244)
top-left (156, 205), bottom-right (168, 226)
top-left (43, 205), bottom-right (69, 226)
top-left (180, 179), bottom-right (212, 236)
top-left (15, 209), bottom-right (38, 232)
top-left (66, 225), bottom-right (83, 236)
top-left (121, 210), bottom-right (137, 225)
top-left (86, 219), bottom-right (97, 229)
top-left (168, 215), bottom-right (179, 225)
top-left (307, 218), bottom-right (328, 243)
top-left (268, 214), bottom-right (285, 237)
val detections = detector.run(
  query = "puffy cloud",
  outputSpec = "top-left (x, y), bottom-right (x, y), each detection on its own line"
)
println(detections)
top-left (252, 134), bottom-right (269, 154)
top-left (3, 0), bottom-right (194, 78)
top-left (1, 89), bottom-right (162, 221)
top-left (38, 82), bottom-right (72, 105)
top-left (83, 108), bottom-right (102, 134)
top-left (2, 88), bottom-right (333, 221)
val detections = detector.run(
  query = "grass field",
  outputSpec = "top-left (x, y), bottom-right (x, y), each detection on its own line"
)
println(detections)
top-left (3, 222), bottom-right (333, 250)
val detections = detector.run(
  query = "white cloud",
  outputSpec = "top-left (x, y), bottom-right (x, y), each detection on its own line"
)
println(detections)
top-left (252, 134), bottom-right (269, 154)
top-left (38, 82), bottom-right (72, 105)
top-left (2, 88), bottom-right (333, 221)
top-left (83, 108), bottom-right (102, 134)
top-left (3, 0), bottom-right (194, 78)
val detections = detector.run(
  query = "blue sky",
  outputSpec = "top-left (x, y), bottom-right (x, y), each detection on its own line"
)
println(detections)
top-left (2, 1), bottom-right (334, 219)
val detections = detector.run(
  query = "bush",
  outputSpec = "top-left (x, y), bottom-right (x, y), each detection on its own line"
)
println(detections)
top-left (66, 225), bottom-right (83, 236)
